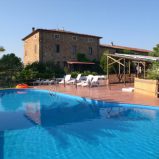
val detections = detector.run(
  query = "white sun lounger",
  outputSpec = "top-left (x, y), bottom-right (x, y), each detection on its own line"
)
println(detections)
top-left (78, 75), bottom-right (93, 86)
top-left (33, 79), bottom-right (41, 85)
top-left (43, 79), bottom-right (55, 85)
top-left (91, 76), bottom-right (99, 87)
top-left (59, 74), bottom-right (71, 84)
top-left (48, 80), bottom-right (55, 85)
top-left (67, 74), bottom-right (81, 84)
top-left (43, 79), bottom-right (50, 85)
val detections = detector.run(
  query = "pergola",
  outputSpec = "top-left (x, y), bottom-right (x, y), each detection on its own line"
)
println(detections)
top-left (106, 53), bottom-right (159, 85)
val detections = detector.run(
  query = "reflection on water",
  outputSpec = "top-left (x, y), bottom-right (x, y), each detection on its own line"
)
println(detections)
top-left (24, 102), bottom-right (41, 125)
top-left (0, 95), bottom-right (157, 131)
top-left (0, 89), bottom-right (159, 159)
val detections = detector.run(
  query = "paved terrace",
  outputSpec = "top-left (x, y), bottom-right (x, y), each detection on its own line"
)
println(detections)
top-left (34, 84), bottom-right (159, 107)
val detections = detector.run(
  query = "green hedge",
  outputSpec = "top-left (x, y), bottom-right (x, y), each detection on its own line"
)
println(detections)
top-left (147, 62), bottom-right (159, 80)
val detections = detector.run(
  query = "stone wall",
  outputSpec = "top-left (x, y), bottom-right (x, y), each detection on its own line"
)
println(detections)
top-left (39, 31), bottom-right (100, 67)
top-left (99, 45), bottom-right (149, 57)
top-left (23, 30), bottom-right (149, 68)
top-left (24, 32), bottom-right (40, 65)
top-left (99, 46), bottom-right (116, 57)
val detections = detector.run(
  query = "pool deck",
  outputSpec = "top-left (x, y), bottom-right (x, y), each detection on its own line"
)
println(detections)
top-left (34, 83), bottom-right (159, 107)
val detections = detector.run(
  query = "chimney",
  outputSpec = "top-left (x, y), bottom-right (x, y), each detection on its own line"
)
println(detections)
top-left (32, 27), bottom-right (35, 32)
top-left (111, 41), bottom-right (114, 46)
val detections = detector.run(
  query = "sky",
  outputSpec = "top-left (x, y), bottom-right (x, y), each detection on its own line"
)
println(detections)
top-left (0, 0), bottom-right (159, 61)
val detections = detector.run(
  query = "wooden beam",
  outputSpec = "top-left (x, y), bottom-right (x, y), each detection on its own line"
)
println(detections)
top-left (124, 58), bottom-right (126, 86)
top-left (107, 55), bottom-right (109, 89)
top-left (108, 58), bottom-right (124, 66)
top-left (108, 56), bottom-right (124, 67)
top-left (128, 60), bottom-right (131, 74)
top-left (143, 62), bottom-right (146, 79)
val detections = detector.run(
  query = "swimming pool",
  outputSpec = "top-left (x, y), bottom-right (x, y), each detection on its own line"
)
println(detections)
top-left (0, 89), bottom-right (159, 159)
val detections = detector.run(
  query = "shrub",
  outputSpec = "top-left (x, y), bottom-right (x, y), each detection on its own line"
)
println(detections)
top-left (77, 53), bottom-right (89, 62)
top-left (70, 71), bottom-right (98, 78)
top-left (81, 71), bottom-right (97, 76)
top-left (147, 62), bottom-right (159, 80)
top-left (16, 69), bottom-right (37, 82)
top-left (71, 71), bottom-right (80, 78)
top-left (21, 62), bottom-right (65, 80)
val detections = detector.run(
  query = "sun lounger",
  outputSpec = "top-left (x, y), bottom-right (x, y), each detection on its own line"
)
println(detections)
top-left (41, 79), bottom-right (54, 85)
top-left (78, 75), bottom-right (93, 86)
top-left (67, 74), bottom-right (81, 84)
top-left (59, 74), bottom-right (71, 84)
top-left (39, 80), bottom-right (45, 85)
top-left (43, 79), bottom-right (50, 85)
top-left (33, 79), bottom-right (41, 85)
top-left (48, 80), bottom-right (55, 85)
top-left (91, 76), bottom-right (99, 87)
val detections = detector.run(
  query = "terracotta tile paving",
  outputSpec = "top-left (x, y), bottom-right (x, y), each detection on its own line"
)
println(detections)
top-left (34, 83), bottom-right (159, 107)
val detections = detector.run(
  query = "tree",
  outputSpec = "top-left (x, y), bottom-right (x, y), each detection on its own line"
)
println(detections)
top-left (16, 69), bottom-right (37, 82)
top-left (0, 46), bottom-right (5, 52)
top-left (147, 62), bottom-right (159, 80)
top-left (149, 44), bottom-right (159, 57)
top-left (0, 53), bottom-right (23, 87)
top-left (0, 53), bottom-right (23, 71)
top-left (100, 50), bottom-right (109, 73)
top-left (23, 62), bottom-right (65, 79)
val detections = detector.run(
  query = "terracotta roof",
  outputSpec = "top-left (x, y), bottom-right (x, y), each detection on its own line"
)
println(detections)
top-left (22, 29), bottom-right (102, 40)
top-left (100, 44), bottom-right (151, 53)
top-left (67, 61), bottom-right (95, 65)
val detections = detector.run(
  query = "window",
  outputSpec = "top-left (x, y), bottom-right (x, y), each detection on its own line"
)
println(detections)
top-left (72, 36), bottom-right (78, 41)
top-left (88, 38), bottom-right (94, 42)
top-left (72, 45), bottom-right (77, 55)
top-left (88, 47), bottom-right (93, 55)
top-left (25, 50), bottom-right (27, 56)
top-left (34, 45), bottom-right (37, 53)
top-left (34, 34), bottom-right (36, 39)
top-left (54, 34), bottom-right (60, 39)
top-left (55, 44), bottom-right (60, 53)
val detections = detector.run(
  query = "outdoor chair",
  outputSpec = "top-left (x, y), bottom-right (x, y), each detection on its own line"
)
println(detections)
top-left (77, 75), bottom-right (93, 86)
top-left (48, 79), bottom-right (55, 85)
top-left (39, 79), bottom-right (45, 85)
top-left (43, 79), bottom-right (50, 85)
top-left (59, 74), bottom-right (71, 84)
top-left (33, 79), bottom-right (41, 85)
top-left (67, 74), bottom-right (81, 84)
top-left (91, 76), bottom-right (99, 87)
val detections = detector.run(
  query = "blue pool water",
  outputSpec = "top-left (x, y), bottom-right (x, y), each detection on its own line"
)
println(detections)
top-left (0, 89), bottom-right (159, 159)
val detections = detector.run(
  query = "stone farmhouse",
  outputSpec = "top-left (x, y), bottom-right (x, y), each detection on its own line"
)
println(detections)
top-left (22, 28), bottom-right (151, 67)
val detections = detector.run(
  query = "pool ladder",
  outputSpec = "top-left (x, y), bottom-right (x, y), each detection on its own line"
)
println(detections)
top-left (49, 90), bottom-right (56, 97)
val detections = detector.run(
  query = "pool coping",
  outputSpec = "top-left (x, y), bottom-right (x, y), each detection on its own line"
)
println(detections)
top-left (1, 88), bottom-right (159, 111)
